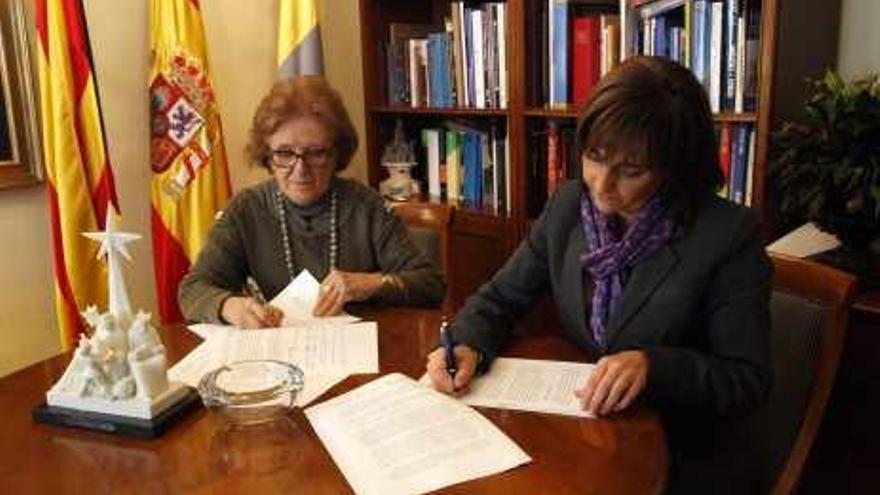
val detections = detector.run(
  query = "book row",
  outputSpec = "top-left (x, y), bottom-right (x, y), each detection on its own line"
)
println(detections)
top-left (624, 0), bottom-right (761, 113)
top-left (385, 2), bottom-right (508, 109)
top-left (417, 122), bottom-right (510, 214)
top-left (525, 119), bottom-right (755, 217)
top-left (529, 1), bottom-right (621, 109)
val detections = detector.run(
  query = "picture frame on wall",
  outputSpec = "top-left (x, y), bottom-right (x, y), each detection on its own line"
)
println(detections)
top-left (0, 0), bottom-right (41, 189)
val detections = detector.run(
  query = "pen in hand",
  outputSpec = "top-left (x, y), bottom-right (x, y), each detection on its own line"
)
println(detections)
top-left (440, 318), bottom-right (458, 390)
top-left (245, 276), bottom-right (267, 305)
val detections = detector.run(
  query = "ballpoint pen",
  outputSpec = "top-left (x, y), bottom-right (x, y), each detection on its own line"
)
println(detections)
top-left (245, 276), bottom-right (267, 305)
top-left (440, 318), bottom-right (458, 386)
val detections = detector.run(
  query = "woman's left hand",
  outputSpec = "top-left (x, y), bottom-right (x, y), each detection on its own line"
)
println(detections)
top-left (312, 270), bottom-right (383, 316)
top-left (574, 350), bottom-right (649, 416)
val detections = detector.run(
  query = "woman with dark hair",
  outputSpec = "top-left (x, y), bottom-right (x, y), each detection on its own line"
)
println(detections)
top-left (426, 56), bottom-right (772, 490)
top-left (179, 77), bottom-right (444, 327)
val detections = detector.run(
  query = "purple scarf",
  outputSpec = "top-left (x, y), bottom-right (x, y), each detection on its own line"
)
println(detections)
top-left (580, 189), bottom-right (676, 348)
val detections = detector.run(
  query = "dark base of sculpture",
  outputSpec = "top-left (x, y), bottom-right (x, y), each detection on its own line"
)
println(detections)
top-left (32, 387), bottom-right (201, 438)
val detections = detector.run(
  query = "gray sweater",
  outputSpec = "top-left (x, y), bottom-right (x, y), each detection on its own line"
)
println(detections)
top-left (178, 177), bottom-right (445, 323)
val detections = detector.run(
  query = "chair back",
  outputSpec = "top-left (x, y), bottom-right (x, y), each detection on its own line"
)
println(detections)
top-left (752, 253), bottom-right (855, 494)
top-left (388, 200), bottom-right (452, 273)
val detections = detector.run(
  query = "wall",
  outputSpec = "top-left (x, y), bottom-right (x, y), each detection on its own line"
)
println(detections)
top-left (0, 0), bottom-right (364, 377)
top-left (838, 0), bottom-right (880, 78)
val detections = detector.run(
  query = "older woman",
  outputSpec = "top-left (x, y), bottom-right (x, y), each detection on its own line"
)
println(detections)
top-left (426, 57), bottom-right (772, 490)
top-left (179, 77), bottom-right (444, 327)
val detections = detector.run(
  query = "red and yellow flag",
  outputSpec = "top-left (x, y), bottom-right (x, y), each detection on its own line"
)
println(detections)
top-left (37, 0), bottom-right (120, 351)
top-left (150, 0), bottom-right (231, 323)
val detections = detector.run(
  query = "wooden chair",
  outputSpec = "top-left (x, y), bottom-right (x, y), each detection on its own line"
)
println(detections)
top-left (388, 200), bottom-right (453, 273)
top-left (750, 253), bottom-right (856, 493)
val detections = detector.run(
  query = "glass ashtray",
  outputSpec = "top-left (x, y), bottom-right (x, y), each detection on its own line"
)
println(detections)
top-left (198, 360), bottom-right (304, 425)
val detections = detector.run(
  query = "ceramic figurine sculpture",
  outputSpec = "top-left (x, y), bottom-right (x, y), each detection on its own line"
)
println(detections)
top-left (44, 215), bottom-right (190, 420)
top-left (379, 118), bottom-right (419, 201)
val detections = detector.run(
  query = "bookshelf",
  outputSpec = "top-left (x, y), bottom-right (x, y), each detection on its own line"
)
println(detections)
top-left (358, 0), bottom-right (840, 305)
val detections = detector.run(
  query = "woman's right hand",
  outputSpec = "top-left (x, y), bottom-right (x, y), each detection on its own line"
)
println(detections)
top-left (425, 344), bottom-right (479, 396)
top-left (220, 296), bottom-right (284, 329)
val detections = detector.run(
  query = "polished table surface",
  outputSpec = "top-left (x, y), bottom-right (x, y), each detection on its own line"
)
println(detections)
top-left (0, 307), bottom-right (667, 494)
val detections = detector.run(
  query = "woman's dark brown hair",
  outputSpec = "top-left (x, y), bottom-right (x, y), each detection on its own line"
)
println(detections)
top-left (577, 56), bottom-right (723, 219)
top-left (246, 76), bottom-right (358, 172)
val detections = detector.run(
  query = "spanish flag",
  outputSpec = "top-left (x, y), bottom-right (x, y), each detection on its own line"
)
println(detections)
top-left (150, 0), bottom-right (231, 323)
top-left (277, 0), bottom-right (324, 77)
top-left (37, 0), bottom-right (120, 351)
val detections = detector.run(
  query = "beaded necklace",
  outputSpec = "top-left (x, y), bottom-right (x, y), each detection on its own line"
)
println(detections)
top-left (274, 188), bottom-right (338, 280)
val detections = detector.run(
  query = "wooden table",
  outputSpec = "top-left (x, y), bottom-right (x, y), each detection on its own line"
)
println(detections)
top-left (0, 307), bottom-right (667, 494)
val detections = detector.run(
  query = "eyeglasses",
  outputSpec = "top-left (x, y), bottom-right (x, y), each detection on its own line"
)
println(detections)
top-left (269, 147), bottom-right (335, 172)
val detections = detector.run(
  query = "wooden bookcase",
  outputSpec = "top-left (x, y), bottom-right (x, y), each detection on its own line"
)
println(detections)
top-left (358, 0), bottom-right (840, 307)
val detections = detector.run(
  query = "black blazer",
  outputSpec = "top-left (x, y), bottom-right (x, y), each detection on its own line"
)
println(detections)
top-left (452, 179), bottom-right (773, 418)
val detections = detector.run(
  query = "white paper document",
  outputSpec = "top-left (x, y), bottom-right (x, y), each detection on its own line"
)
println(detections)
top-left (422, 357), bottom-right (596, 418)
top-left (305, 373), bottom-right (531, 495)
top-left (270, 269), bottom-right (360, 327)
top-left (169, 322), bottom-right (378, 404)
top-left (766, 221), bottom-right (841, 258)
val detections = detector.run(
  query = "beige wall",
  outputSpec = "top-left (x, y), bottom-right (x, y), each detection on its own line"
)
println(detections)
top-left (838, 0), bottom-right (880, 78)
top-left (0, 0), bottom-right (364, 377)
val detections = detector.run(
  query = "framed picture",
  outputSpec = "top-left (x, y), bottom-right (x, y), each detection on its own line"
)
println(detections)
top-left (0, 0), bottom-right (41, 189)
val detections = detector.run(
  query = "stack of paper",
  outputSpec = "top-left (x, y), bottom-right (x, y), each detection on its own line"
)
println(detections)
top-left (171, 270), bottom-right (374, 406)
top-left (305, 373), bottom-right (531, 495)
top-left (170, 322), bottom-right (377, 406)
top-left (766, 222), bottom-right (841, 258)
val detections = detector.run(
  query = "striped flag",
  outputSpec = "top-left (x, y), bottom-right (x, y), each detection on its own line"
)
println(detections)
top-left (277, 0), bottom-right (324, 77)
top-left (37, 0), bottom-right (120, 351)
top-left (150, 0), bottom-right (231, 323)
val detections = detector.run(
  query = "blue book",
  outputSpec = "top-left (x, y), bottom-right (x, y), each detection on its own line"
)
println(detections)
top-left (691, 0), bottom-right (708, 87)
top-left (462, 132), bottom-right (479, 204)
top-left (550, 0), bottom-right (569, 107)
top-left (655, 15), bottom-right (667, 58)
top-left (427, 34), bottom-right (442, 107)
top-left (729, 124), bottom-right (748, 204)
top-left (669, 25), bottom-right (680, 63)
top-left (440, 33), bottom-right (455, 108)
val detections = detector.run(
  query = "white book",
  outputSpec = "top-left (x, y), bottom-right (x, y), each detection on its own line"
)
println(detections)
top-left (423, 129), bottom-right (442, 198)
top-left (457, 3), bottom-right (470, 108)
top-left (471, 9), bottom-right (486, 109)
top-left (734, 16), bottom-right (746, 112)
top-left (306, 373), bottom-right (531, 495)
top-left (495, 3), bottom-right (507, 109)
top-left (709, 2), bottom-right (723, 113)
top-left (408, 39), bottom-right (420, 108)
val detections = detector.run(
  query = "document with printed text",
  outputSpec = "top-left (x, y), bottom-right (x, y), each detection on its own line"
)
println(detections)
top-left (305, 373), bottom-right (531, 495)
top-left (169, 322), bottom-right (377, 406)
top-left (421, 357), bottom-right (596, 418)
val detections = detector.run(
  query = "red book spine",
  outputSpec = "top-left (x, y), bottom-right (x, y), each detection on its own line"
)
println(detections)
top-left (719, 123), bottom-right (732, 196)
top-left (547, 123), bottom-right (560, 195)
top-left (572, 15), bottom-right (600, 107)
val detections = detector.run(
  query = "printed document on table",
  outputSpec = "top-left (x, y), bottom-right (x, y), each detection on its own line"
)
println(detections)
top-left (421, 357), bottom-right (596, 418)
top-left (169, 322), bottom-right (378, 391)
top-left (270, 269), bottom-right (360, 327)
top-left (305, 373), bottom-right (531, 495)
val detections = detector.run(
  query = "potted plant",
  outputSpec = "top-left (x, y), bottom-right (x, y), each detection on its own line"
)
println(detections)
top-left (769, 70), bottom-right (880, 251)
